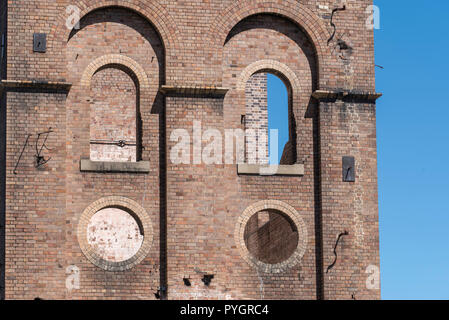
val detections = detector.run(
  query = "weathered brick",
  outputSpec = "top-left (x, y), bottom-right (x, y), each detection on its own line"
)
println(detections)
top-left (0, 0), bottom-right (380, 300)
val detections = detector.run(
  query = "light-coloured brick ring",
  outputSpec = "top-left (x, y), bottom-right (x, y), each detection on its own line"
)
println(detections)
top-left (77, 196), bottom-right (153, 271)
top-left (236, 59), bottom-right (301, 93)
top-left (80, 54), bottom-right (150, 88)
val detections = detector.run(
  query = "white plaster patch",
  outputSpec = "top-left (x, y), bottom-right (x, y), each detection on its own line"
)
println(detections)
top-left (87, 208), bottom-right (143, 262)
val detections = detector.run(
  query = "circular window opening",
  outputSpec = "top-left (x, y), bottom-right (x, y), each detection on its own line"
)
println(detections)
top-left (87, 207), bottom-right (144, 263)
top-left (243, 209), bottom-right (299, 265)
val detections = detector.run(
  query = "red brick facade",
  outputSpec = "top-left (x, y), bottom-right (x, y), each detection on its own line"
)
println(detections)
top-left (0, 0), bottom-right (381, 300)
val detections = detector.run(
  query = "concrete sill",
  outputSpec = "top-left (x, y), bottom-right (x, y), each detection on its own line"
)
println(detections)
top-left (80, 159), bottom-right (150, 173)
top-left (237, 164), bottom-right (304, 176)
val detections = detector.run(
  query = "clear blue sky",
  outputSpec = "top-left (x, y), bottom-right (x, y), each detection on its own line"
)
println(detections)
top-left (267, 1), bottom-right (449, 300)
top-left (267, 74), bottom-right (289, 163)
top-left (375, 0), bottom-right (449, 300)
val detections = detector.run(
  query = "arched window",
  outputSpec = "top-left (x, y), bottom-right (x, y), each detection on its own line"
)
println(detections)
top-left (89, 65), bottom-right (140, 162)
top-left (245, 72), bottom-right (294, 165)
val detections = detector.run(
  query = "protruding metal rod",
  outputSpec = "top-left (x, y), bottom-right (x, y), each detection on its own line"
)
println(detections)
top-left (328, 5), bottom-right (346, 45)
top-left (13, 134), bottom-right (31, 175)
top-left (326, 231), bottom-right (349, 274)
top-left (90, 139), bottom-right (137, 148)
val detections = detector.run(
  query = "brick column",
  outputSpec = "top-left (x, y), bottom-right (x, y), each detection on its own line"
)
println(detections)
top-left (317, 96), bottom-right (381, 300)
top-left (0, 0), bottom-right (7, 300)
top-left (0, 90), bottom-right (5, 300)
top-left (245, 73), bottom-right (268, 164)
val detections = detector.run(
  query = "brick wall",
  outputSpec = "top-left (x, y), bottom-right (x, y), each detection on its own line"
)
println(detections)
top-left (63, 7), bottom-right (162, 300)
top-left (2, 0), bottom-right (380, 300)
top-left (0, 89), bottom-right (5, 300)
top-left (0, 0), bottom-right (6, 80)
top-left (245, 73), bottom-right (268, 164)
top-left (5, 91), bottom-right (67, 299)
top-left (319, 101), bottom-right (380, 300)
top-left (0, 0), bottom-right (6, 300)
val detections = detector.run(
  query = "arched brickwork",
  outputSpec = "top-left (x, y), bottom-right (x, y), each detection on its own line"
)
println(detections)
top-left (48, 1), bottom-right (179, 83)
top-left (236, 60), bottom-right (300, 94)
top-left (210, 0), bottom-right (330, 87)
top-left (235, 200), bottom-right (307, 274)
top-left (49, 0), bottom-right (178, 50)
top-left (80, 54), bottom-right (148, 162)
top-left (80, 54), bottom-right (150, 88)
top-left (77, 196), bottom-right (154, 272)
top-left (65, 6), bottom-right (163, 164)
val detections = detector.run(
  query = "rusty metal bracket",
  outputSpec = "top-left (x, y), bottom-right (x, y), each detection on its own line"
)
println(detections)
top-left (90, 139), bottom-right (137, 148)
top-left (13, 134), bottom-right (31, 175)
top-left (328, 5), bottom-right (346, 45)
top-left (34, 128), bottom-right (53, 168)
top-left (201, 274), bottom-right (214, 286)
top-left (183, 278), bottom-right (191, 286)
top-left (326, 231), bottom-right (349, 273)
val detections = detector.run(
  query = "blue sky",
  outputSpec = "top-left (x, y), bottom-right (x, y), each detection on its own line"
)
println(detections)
top-left (267, 1), bottom-right (449, 299)
top-left (375, 0), bottom-right (449, 300)
top-left (267, 74), bottom-right (289, 163)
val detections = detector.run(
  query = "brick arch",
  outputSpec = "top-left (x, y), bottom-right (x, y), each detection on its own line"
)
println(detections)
top-left (49, 0), bottom-right (178, 48)
top-left (48, 0), bottom-right (179, 80)
top-left (235, 200), bottom-right (308, 274)
top-left (77, 196), bottom-right (154, 272)
top-left (211, 0), bottom-right (329, 86)
top-left (80, 54), bottom-right (150, 88)
top-left (236, 60), bottom-right (301, 94)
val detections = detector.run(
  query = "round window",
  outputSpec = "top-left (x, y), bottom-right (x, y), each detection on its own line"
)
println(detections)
top-left (87, 208), bottom-right (144, 262)
top-left (235, 200), bottom-right (307, 273)
top-left (78, 197), bottom-right (153, 271)
top-left (244, 210), bottom-right (299, 264)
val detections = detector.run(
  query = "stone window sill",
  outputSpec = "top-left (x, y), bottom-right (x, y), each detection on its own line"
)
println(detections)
top-left (237, 164), bottom-right (304, 176)
top-left (80, 159), bottom-right (150, 173)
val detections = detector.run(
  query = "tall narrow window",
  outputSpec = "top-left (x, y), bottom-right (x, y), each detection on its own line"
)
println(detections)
top-left (90, 66), bottom-right (139, 162)
top-left (245, 72), bottom-right (292, 165)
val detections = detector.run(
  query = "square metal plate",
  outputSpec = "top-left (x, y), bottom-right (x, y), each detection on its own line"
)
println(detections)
top-left (33, 33), bottom-right (47, 53)
top-left (342, 156), bottom-right (355, 182)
